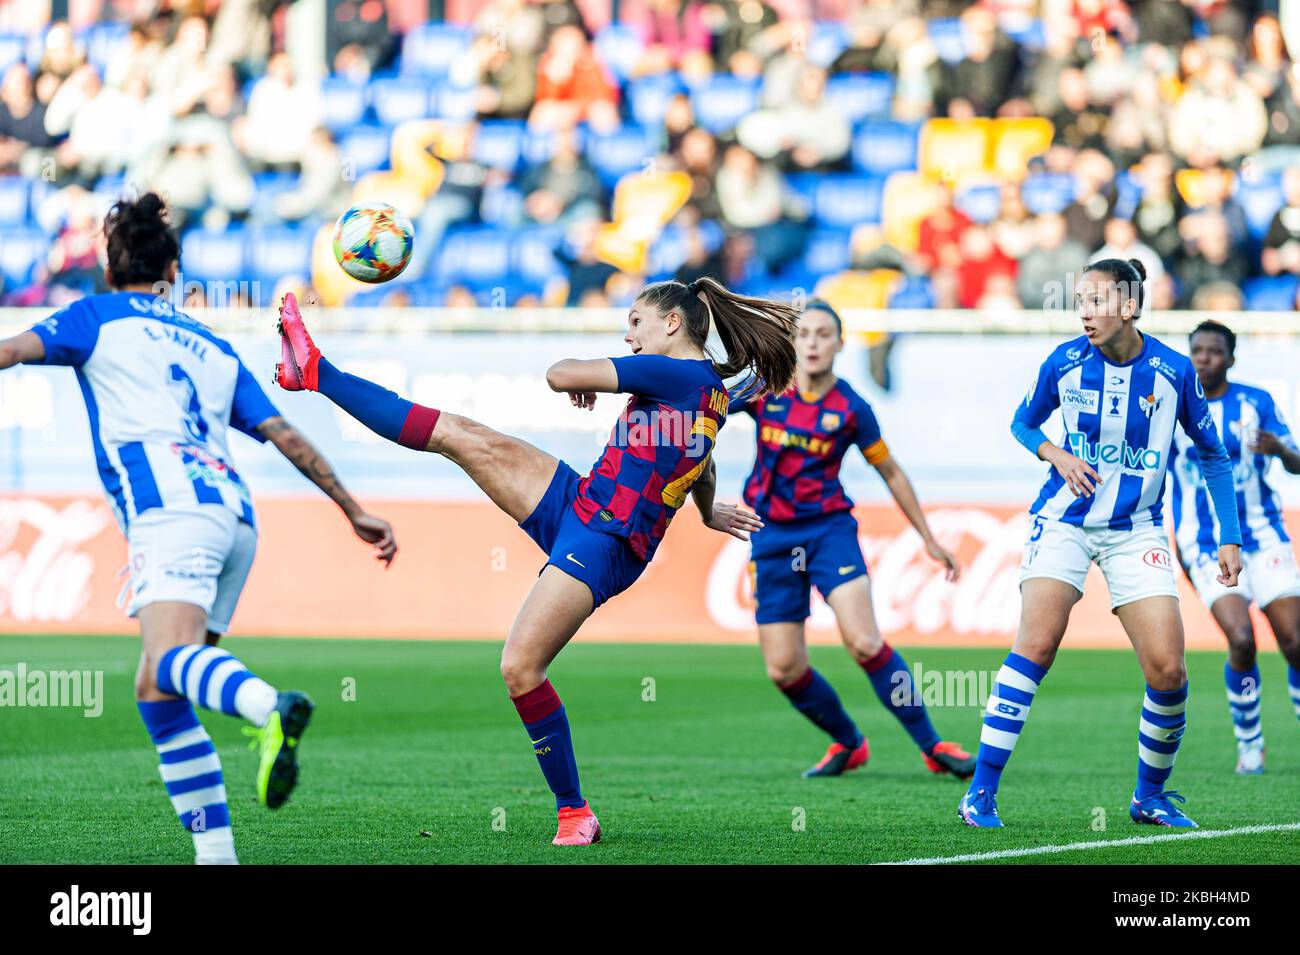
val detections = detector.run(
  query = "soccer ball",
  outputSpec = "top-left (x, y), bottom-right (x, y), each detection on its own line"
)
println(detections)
top-left (332, 202), bottom-right (415, 283)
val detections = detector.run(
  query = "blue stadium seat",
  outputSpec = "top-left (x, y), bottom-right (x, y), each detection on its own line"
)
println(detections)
top-left (645, 226), bottom-right (690, 278)
top-left (0, 229), bottom-right (44, 289)
top-left (808, 22), bottom-right (849, 68)
top-left (369, 77), bottom-right (433, 125)
top-left (851, 121), bottom-right (920, 176)
top-left (520, 127), bottom-right (559, 165)
top-left (813, 176), bottom-right (885, 228)
top-left (889, 274), bottom-right (935, 309)
top-left (802, 229), bottom-right (851, 275)
top-left (628, 73), bottom-right (685, 128)
top-left (1003, 19), bottom-right (1046, 50)
top-left (928, 18), bottom-right (967, 63)
top-left (824, 73), bottom-right (895, 125)
top-left (511, 227), bottom-right (564, 282)
top-left (435, 227), bottom-right (512, 287)
top-left (783, 171), bottom-right (820, 208)
top-left (432, 81), bottom-right (477, 121)
top-left (321, 77), bottom-right (369, 133)
top-left (1236, 171), bottom-right (1286, 243)
top-left (1242, 274), bottom-right (1299, 311)
top-left (182, 226), bottom-right (246, 285)
top-left (337, 125), bottom-right (392, 176)
top-left (0, 34), bottom-right (24, 73)
top-left (245, 227), bottom-right (313, 293)
top-left (472, 120), bottom-right (526, 172)
top-left (955, 181), bottom-right (1003, 224)
top-left (1022, 172), bottom-right (1076, 214)
top-left (1112, 169), bottom-right (1143, 220)
top-left (400, 23), bottom-right (472, 77)
top-left (82, 22), bottom-right (130, 75)
top-left (585, 125), bottom-right (656, 189)
top-left (690, 76), bottom-right (760, 134)
top-left (594, 25), bottom-right (644, 81)
top-left (249, 172), bottom-right (300, 223)
top-left (480, 183), bottom-right (524, 226)
top-left (0, 176), bottom-right (28, 228)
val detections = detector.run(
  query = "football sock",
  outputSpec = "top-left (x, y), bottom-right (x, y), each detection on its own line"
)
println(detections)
top-left (317, 358), bottom-right (440, 451)
top-left (157, 645), bottom-right (278, 726)
top-left (138, 699), bottom-right (235, 864)
top-left (859, 643), bottom-right (942, 754)
top-left (970, 652), bottom-right (1047, 794)
top-left (1289, 665), bottom-right (1300, 722)
top-left (1136, 682), bottom-right (1188, 799)
top-left (512, 679), bottom-right (585, 811)
top-left (777, 668), bottom-right (863, 750)
top-left (1225, 662), bottom-right (1263, 747)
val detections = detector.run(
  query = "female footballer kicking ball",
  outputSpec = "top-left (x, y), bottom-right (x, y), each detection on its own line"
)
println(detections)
top-left (732, 300), bottom-right (976, 779)
top-left (274, 278), bottom-right (796, 846)
top-left (1170, 320), bottom-right (1300, 774)
top-left (959, 259), bottom-right (1243, 829)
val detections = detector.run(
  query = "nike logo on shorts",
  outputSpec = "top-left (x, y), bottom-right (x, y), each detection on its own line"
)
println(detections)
top-left (566, 553), bottom-right (586, 568)
top-left (839, 565), bottom-right (856, 575)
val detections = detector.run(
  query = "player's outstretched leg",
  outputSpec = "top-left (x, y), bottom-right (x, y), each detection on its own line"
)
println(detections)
top-left (958, 652), bottom-right (1046, 828)
top-left (154, 642), bottom-right (313, 810)
top-left (137, 698), bottom-right (237, 864)
top-left (1121, 597), bottom-right (1196, 829)
top-left (826, 580), bottom-right (975, 778)
top-left (1225, 661), bottom-right (1265, 774)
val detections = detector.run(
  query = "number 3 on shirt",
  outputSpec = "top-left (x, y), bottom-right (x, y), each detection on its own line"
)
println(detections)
top-left (168, 363), bottom-right (210, 444)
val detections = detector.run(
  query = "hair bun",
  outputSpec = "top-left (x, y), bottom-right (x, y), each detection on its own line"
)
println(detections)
top-left (1128, 258), bottom-right (1147, 282)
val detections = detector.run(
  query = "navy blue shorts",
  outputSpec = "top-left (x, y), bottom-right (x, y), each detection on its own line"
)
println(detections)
top-left (748, 510), bottom-right (868, 624)
top-left (518, 461), bottom-right (648, 609)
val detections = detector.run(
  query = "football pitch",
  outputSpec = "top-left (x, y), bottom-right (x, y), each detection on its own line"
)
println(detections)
top-left (2, 635), bottom-right (1298, 865)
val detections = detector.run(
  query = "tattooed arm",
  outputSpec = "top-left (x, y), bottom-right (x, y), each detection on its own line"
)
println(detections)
top-left (256, 416), bottom-right (398, 565)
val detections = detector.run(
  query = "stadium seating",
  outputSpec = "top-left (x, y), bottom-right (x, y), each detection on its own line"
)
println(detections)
top-left (1022, 172), bottom-right (1076, 215)
top-left (400, 23), bottom-right (472, 77)
top-left (802, 228), bottom-right (853, 274)
top-left (321, 77), bottom-right (369, 133)
top-left (990, 118), bottom-right (1053, 181)
top-left (436, 226), bottom-right (513, 288)
top-left (689, 76), bottom-right (760, 134)
top-left (918, 119), bottom-right (991, 183)
top-left (629, 73), bottom-right (686, 128)
top-left (471, 120), bottom-right (526, 172)
top-left (584, 125), bottom-right (657, 189)
top-left (851, 121), bottom-right (921, 177)
top-left (594, 25), bottom-right (644, 81)
top-left (0, 177), bottom-right (28, 228)
top-left (245, 226), bottom-right (314, 300)
top-left (1236, 171), bottom-right (1286, 242)
top-left (823, 73), bottom-right (895, 125)
top-left (182, 226), bottom-right (246, 285)
top-left (338, 125), bottom-right (394, 177)
top-left (369, 77), bottom-right (434, 126)
top-left (1242, 274), bottom-right (1299, 311)
top-left (0, 228), bottom-right (45, 289)
top-left (812, 175), bottom-right (886, 228)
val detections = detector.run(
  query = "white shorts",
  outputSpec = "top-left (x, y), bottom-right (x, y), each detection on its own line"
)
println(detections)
top-left (1187, 543), bottom-right (1300, 611)
top-left (1019, 518), bottom-right (1179, 611)
top-left (125, 505), bottom-right (257, 634)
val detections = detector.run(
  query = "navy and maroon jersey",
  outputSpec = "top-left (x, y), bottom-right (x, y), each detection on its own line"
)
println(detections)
top-left (733, 377), bottom-right (889, 522)
top-left (574, 354), bottom-right (729, 561)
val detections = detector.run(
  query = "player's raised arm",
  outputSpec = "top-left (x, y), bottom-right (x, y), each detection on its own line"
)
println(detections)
top-left (0, 331), bottom-right (45, 370)
top-left (545, 357), bottom-right (618, 410)
top-left (255, 416), bottom-right (398, 566)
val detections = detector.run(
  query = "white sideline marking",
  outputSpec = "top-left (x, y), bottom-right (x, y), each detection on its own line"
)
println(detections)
top-left (877, 822), bottom-right (1300, 865)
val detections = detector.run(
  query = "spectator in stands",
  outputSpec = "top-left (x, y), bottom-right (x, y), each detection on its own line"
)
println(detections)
top-left (0, 65), bottom-right (59, 176)
top-left (1174, 212), bottom-right (1249, 307)
top-left (149, 121), bottom-right (255, 231)
top-left (1189, 164), bottom-right (1249, 247)
top-left (828, 8), bottom-right (889, 75)
top-left (149, 15), bottom-right (216, 119)
top-left (1105, 70), bottom-right (1170, 169)
top-left (1131, 151), bottom-right (1182, 263)
top-left (556, 218), bottom-right (617, 305)
top-left (937, 6), bottom-right (1020, 118)
top-left (411, 127), bottom-right (491, 275)
top-left (46, 67), bottom-right (167, 186)
top-left (1262, 63), bottom-right (1300, 149)
top-left (708, 0), bottom-right (780, 75)
top-left (38, 21), bottom-right (84, 85)
top-left (714, 142), bottom-right (808, 273)
top-left (886, 15), bottom-right (941, 122)
top-left (990, 182), bottom-right (1036, 260)
top-left (735, 64), bottom-right (851, 171)
top-left (662, 91), bottom-right (695, 155)
top-left (623, 0), bottom-right (712, 76)
top-left (1133, 0), bottom-right (1194, 48)
top-left (676, 125), bottom-right (722, 220)
top-left (519, 124), bottom-right (604, 226)
top-left (530, 24), bottom-right (620, 133)
top-left (236, 52), bottom-right (323, 171)
top-left (955, 223), bottom-right (1016, 309)
top-left (1092, 216), bottom-right (1166, 289)
top-left (1170, 54), bottom-right (1268, 167)
top-left (1190, 280), bottom-right (1246, 312)
top-left (915, 183), bottom-right (970, 273)
top-left (1262, 165), bottom-right (1300, 276)
top-left (1243, 14), bottom-right (1289, 101)
top-left (1063, 148), bottom-right (1117, 252)
top-left (468, 30), bottom-right (538, 121)
top-left (1017, 212), bottom-right (1088, 310)
top-left (1051, 67), bottom-right (1109, 151)
top-left (275, 127), bottom-right (348, 223)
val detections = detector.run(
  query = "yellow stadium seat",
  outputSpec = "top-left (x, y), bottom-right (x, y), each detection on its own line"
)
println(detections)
top-left (918, 118), bottom-right (992, 183)
top-left (610, 170), bottom-right (692, 228)
top-left (882, 172), bottom-right (946, 253)
top-left (390, 120), bottom-right (447, 197)
top-left (814, 269), bottom-right (902, 344)
top-left (594, 222), bottom-right (651, 274)
top-left (991, 117), bottom-right (1054, 181)
top-left (311, 222), bottom-right (372, 307)
top-left (1175, 167), bottom-right (1235, 209)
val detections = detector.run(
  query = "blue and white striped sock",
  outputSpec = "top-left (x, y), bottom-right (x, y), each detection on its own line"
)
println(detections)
top-left (1137, 683), bottom-right (1188, 799)
top-left (969, 652), bottom-right (1047, 794)
top-left (157, 644), bottom-right (278, 726)
top-left (138, 699), bottom-right (236, 864)
top-left (1225, 662), bottom-right (1263, 748)
top-left (1288, 666), bottom-right (1300, 723)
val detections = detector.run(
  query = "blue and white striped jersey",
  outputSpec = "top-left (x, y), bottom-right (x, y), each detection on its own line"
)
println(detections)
top-left (1013, 333), bottom-right (1238, 536)
top-left (1170, 382), bottom-right (1293, 563)
top-left (30, 292), bottom-right (279, 532)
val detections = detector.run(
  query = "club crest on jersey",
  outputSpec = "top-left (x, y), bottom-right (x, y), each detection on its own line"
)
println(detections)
top-left (1061, 388), bottom-right (1099, 413)
top-left (1066, 347), bottom-right (1082, 360)
top-left (820, 412), bottom-right (841, 431)
top-left (1138, 394), bottom-right (1162, 418)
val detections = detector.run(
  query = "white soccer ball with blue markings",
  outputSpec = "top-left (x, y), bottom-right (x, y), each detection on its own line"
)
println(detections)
top-left (332, 202), bottom-right (415, 283)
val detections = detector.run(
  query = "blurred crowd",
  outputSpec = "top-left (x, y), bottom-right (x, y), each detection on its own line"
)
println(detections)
top-left (0, 0), bottom-right (1297, 313)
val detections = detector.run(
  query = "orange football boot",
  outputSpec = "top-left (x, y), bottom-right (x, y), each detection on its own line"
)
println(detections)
top-left (803, 738), bottom-right (870, 777)
top-left (923, 740), bottom-right (977, 779)
top-left (553, 802), bottom-right (602, 846)
top-left (274, 292), bottom-right (321, 392)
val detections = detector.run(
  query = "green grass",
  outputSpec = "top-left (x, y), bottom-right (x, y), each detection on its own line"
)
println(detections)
top-left (1, 635), bottom-right (1298, 864)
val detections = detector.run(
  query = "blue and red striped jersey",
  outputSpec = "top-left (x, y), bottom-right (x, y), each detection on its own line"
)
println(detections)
top-left (733, 377), bottom-right (889, 522)
top-left (574, 354), bottom-right (729, 561)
